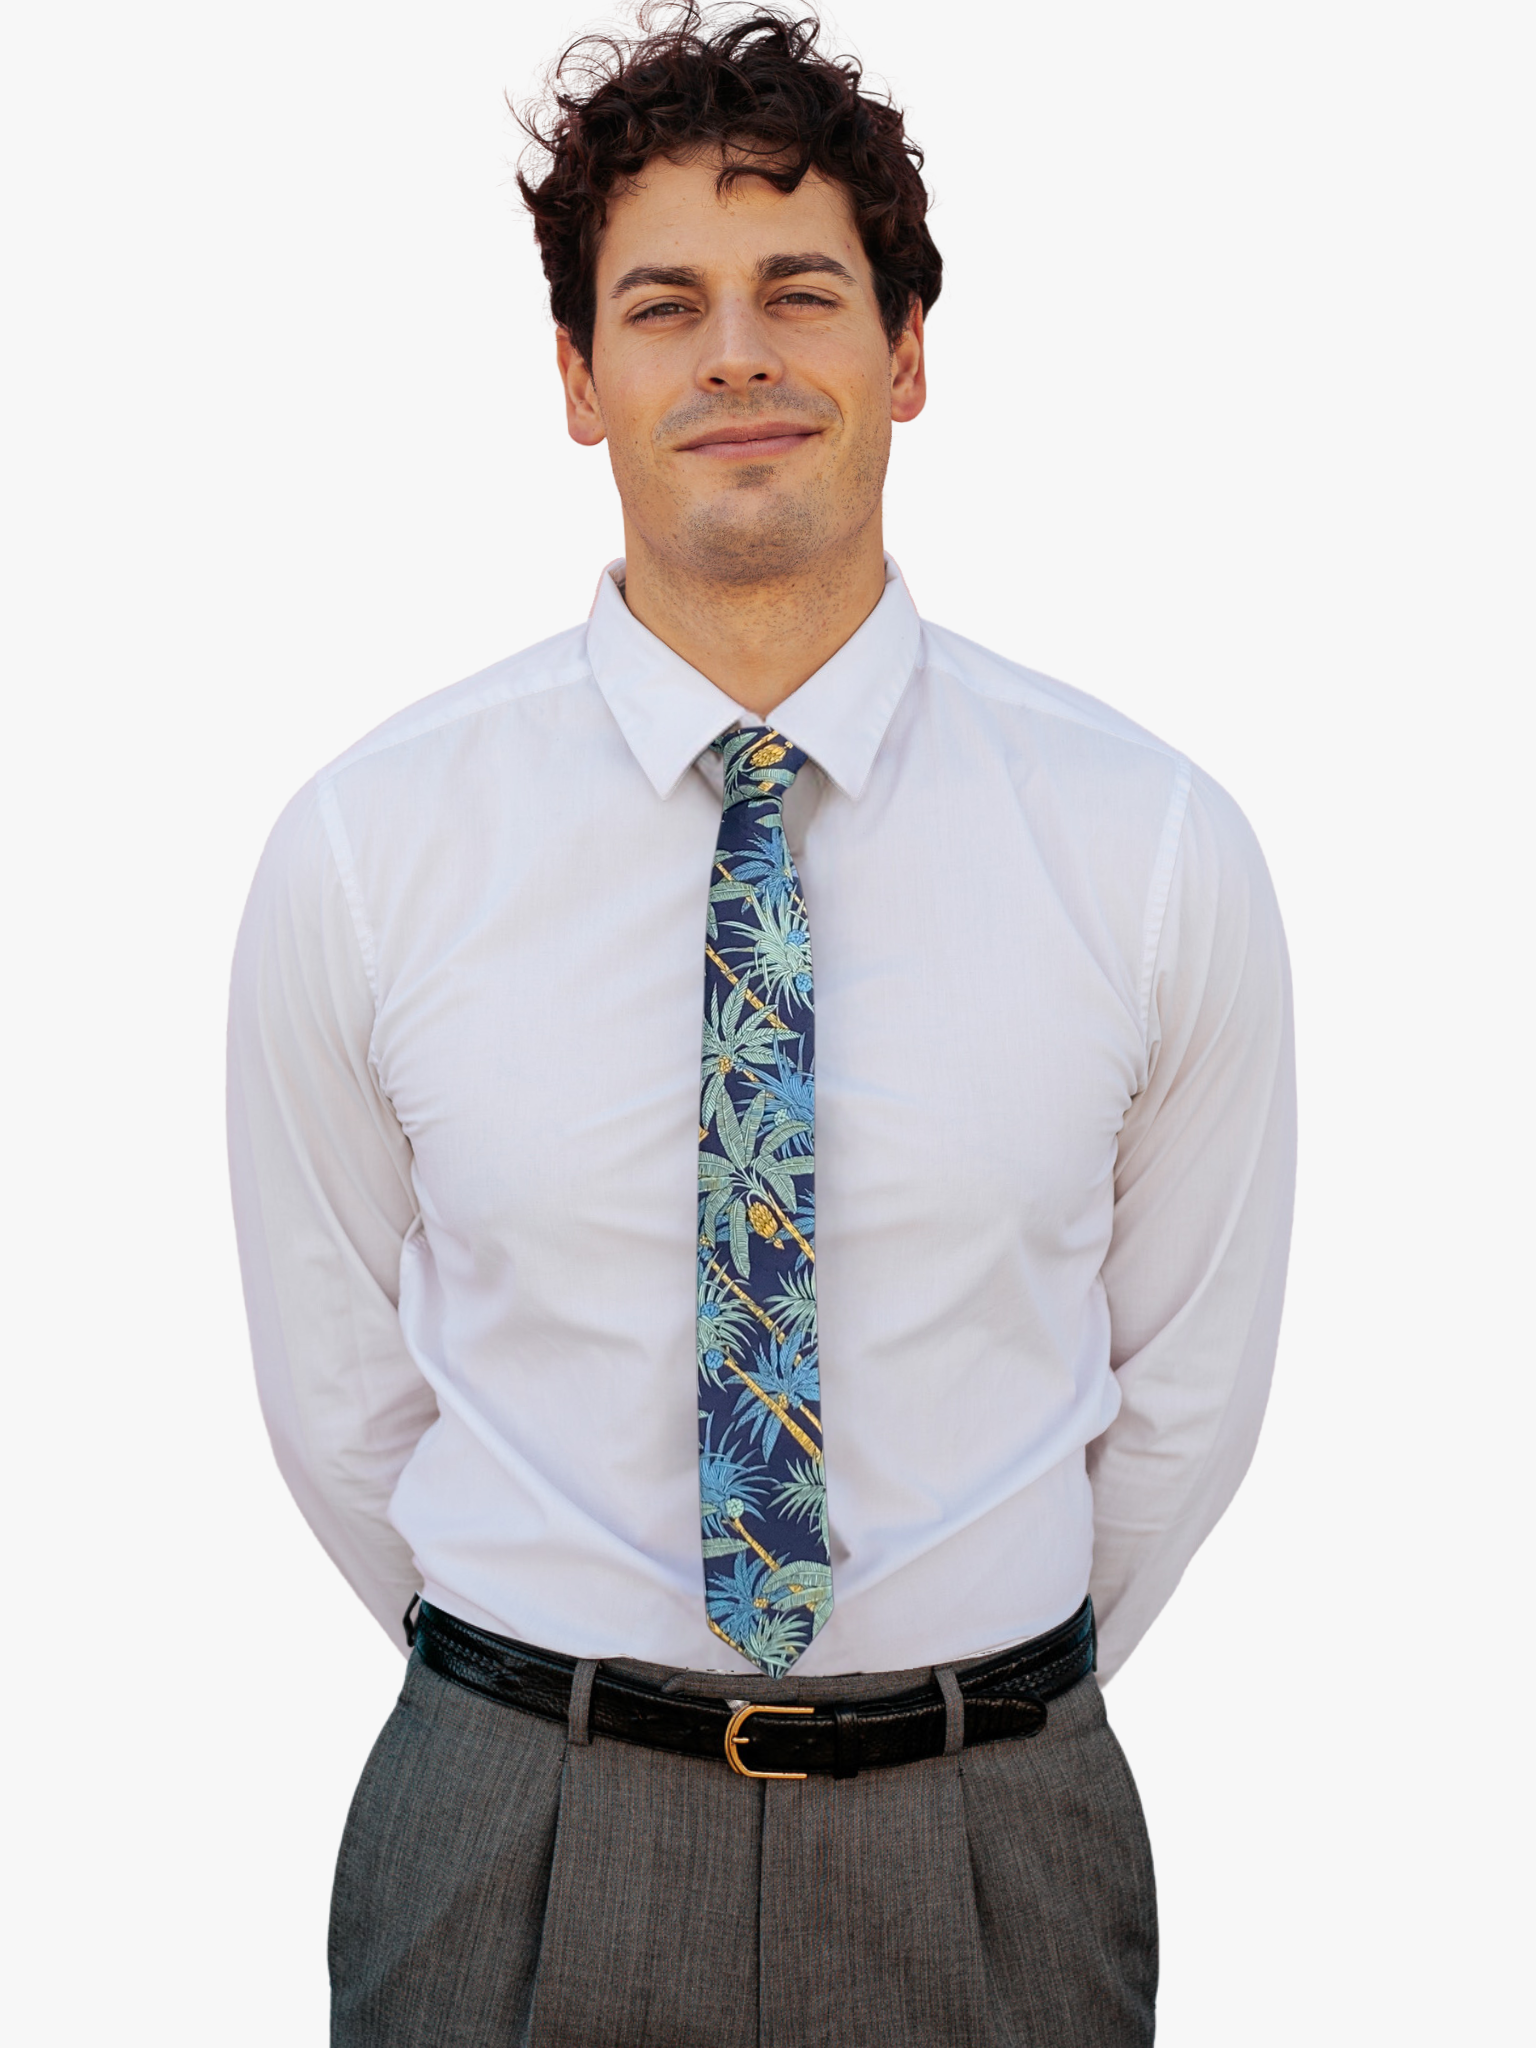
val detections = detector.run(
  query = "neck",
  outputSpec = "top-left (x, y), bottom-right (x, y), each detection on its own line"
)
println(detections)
top-left (617, 516), bottom-right (888, 717)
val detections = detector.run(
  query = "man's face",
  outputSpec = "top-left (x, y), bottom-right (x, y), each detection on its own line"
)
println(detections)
top-left (558, 150), bottom-right (925, 584)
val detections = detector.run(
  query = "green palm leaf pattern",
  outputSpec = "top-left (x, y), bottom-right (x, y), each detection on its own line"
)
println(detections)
top-left (766, 1270), bottom-right (819, 1345)
top-left (724, 893), bottom-right (815, 1014)
top-left (697, 728), bottom-right (831, 1677)
top-left (773, 1459), bottom-right (830, 1552)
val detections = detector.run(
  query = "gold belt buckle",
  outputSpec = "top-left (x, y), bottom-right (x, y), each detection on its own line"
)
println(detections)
top-left (723, 1702), bottom-right (814, 1780)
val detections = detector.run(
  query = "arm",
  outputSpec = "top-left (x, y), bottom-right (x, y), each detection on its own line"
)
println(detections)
top-left (1089, 768), bottom-right (1297, 1680)
top-left (227, 781), bottom-right (436, 1649)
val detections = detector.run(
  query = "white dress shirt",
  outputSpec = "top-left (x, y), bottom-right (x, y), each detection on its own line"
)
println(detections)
top-left (227, 557), bottom-right (1295, 1680)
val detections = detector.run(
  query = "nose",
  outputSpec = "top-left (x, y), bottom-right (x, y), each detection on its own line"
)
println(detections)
top-left (695, 294), bottom-right (784, 394)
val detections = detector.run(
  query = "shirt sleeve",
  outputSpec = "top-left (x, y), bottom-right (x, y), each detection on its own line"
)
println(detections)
top-left (227, 779), bottom-right (435, 1651)
top-left (1088, 766), bottom-right (1297, 1680)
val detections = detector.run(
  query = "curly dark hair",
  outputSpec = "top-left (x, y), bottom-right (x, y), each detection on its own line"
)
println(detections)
top-left (516, 4), bottom-right (941, 366)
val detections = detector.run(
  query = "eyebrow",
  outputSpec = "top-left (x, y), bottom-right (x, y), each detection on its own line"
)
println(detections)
top-left (757, 251), bottom-right (857, 285)
top-left (608, 251), bottom-right (858, 298)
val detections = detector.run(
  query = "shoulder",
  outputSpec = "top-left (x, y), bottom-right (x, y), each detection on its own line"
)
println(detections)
top-left (914, 616), bottom-right (1278, 926)
top-left (299, 623), bottom-right (610, 867)
top-left (247, 623), bottom-right (599, 908)
top-left (918, 619), bottom-right (1189, 768)
top-left (317, 624), bottom-right (593, 789)
top-left (915, 617), bottom-right (1196, 852)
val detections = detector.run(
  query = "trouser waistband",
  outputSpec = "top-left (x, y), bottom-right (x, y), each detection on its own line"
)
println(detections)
top-left (409, 1597), bottom-right (1096, 1780)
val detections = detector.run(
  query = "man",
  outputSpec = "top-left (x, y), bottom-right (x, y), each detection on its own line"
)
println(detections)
top-left (228, 9), bottom-right (1294, 2044)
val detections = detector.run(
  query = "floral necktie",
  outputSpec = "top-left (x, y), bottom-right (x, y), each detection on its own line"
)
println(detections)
top-left (696, 726), bottom-right (830, 1676)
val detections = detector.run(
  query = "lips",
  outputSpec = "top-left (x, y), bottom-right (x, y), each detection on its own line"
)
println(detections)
top-left (677, 422), bottom-right (821, 454)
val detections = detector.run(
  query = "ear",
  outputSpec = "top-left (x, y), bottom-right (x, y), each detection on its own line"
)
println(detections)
top-left (557, 328), bottom-right (607, 447)
top-left (890, 300), bottom-right (926, 425)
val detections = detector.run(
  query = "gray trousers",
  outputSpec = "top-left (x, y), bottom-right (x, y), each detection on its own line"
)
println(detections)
top-left (331, 1642), bottom-right (1157, 2046)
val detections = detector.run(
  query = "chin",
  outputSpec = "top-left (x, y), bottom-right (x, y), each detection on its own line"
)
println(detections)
top-left (677, 483), bottom-right (846, 583)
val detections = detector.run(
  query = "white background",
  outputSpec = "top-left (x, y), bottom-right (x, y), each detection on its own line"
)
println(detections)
top-left (3, 3), bottom-right (1531, 2040)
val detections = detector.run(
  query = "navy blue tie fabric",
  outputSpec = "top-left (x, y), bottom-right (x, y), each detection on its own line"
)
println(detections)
top-left (696, 727), bottom-right (829, 1676)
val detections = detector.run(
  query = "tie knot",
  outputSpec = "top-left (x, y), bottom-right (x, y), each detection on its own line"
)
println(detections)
top-left (714, 727), bottom-right (810, 811)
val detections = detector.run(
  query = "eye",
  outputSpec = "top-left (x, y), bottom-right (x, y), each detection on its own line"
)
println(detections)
top-left (630, 299), bottom-right (694, 323)
top-left (771, 291), bottom-right (837, 309)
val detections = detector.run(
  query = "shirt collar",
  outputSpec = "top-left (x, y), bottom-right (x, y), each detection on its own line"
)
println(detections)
top-left (584, 554), bottom-right (922, 801)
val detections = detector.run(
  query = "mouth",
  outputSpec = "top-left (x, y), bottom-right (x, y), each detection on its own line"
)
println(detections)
top-left (675, 422), bottom-right (823, 460)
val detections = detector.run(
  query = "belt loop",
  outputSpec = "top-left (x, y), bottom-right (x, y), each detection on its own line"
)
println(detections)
top-left (568, 1660), bottom-right (599, 1747)
top-left (935, 1666), bottom-right (965, 1757)
top-left (402, 1593), bottom-right (421, 1649)
top-left (833, 1707), bottom-right (861, 1780)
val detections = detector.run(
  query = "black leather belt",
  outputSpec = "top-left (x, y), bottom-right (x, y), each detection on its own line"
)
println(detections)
top-left (411, 1597), bottom-right (1095, 1780)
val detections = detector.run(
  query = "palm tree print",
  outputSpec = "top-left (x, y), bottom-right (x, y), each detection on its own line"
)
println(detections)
top-left (696, 728), bottom-right (832, 1676)
top-left (740, 1608), bottom-right (812, 1671)
top-left (730, 1335), bottom-right (821, 1460)
top-left (706, 1549), bottom-right (773, 1642)
top-left (699, 981), bottom-right (785, 1130)
top-left (696, 1265), bottom-right (759, 1391)
top-left (774, 1459), bottom-right (830, 1552)
top-left (766, 1268), bottom-right (818, 1345)
top-left (697, 1075), bottom-right (815, 1280)
top-left (758, 1048), bottom-right (814, 1154)
top-left (728, 822), bottom-right (798, 909)
top-left (723, 893), bottom-right (814, 1014)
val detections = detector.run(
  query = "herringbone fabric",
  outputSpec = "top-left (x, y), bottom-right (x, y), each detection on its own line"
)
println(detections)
top-left (330, 1650), bottom-right (1158, 2046)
